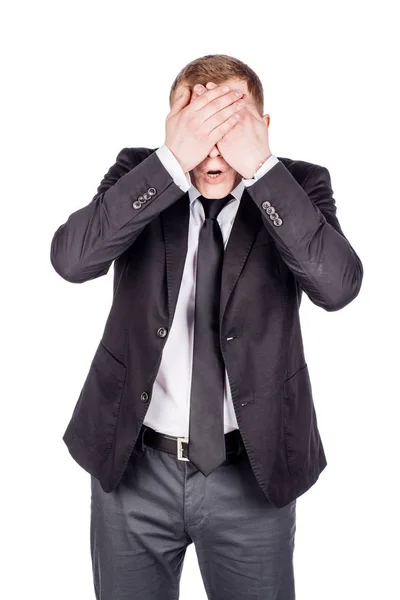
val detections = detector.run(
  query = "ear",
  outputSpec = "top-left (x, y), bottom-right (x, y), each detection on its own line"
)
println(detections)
top-left (263, 114), bottom-right (270, 127)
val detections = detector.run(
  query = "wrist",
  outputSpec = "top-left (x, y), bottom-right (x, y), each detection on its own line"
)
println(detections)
top-left (248, 152), bottom-right (272, 179)
top-left (164, 142), bottom-right (190, 174)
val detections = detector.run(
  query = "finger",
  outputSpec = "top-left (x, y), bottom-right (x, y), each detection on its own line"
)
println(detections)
top-left (169, 86), bottom-right (191, 115)
top-left (193, 84), bottom-right (207, 96)
top-left (201, 90), bottom-right (245, 128)
top-left (209, 112), bottom-right (242, 146)
top-left (189, 85), bottom-right (207, 108)
top-left (191, 83), bottom-right (235, 112)
top-left (190, 87), bottom-right (206, 105)
top-left (189, 89), bottom-right (197, 104)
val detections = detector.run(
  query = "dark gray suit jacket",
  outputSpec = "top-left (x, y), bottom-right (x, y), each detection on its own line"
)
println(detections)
top-left (50, 147), bottom-right (363, 508)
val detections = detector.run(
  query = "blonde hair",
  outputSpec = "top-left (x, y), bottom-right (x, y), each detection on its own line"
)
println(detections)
top-left (169, 54), bottom-right (264, 115)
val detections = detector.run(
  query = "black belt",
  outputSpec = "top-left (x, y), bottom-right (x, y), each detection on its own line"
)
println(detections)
top-left (136, 424), bottom-right (245, 463)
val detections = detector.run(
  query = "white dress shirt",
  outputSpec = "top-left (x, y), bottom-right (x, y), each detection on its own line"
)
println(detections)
top-left (143, 144), bottom-right (280, 436)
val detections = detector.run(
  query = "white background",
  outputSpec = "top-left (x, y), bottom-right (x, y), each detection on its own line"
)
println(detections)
top-left (2, 1), bottom-right (399, 598)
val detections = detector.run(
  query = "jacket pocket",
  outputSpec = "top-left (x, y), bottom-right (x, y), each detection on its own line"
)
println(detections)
top-left (282, 364), bottom-right (317, 475)
top-left (70, 341), bottom-right (127, 458)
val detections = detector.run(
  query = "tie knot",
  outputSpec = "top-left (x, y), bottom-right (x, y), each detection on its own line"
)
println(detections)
top-left (198, 194), bottom-right (233, 220)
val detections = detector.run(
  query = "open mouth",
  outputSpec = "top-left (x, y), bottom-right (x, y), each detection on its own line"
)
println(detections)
top-left (206, 170), bottom-right (223, 179)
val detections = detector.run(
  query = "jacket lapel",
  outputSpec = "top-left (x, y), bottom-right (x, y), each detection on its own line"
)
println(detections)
top-left (161, 187), bottom-right (262, 326)
top-left (161, 193), bottom-right (190, 325)
top-left (220, 187), bottom-right (262, 320)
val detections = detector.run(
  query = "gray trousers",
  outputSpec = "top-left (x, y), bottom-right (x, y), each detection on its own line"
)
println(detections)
top-left (90, 435), bottom-right (296, 600)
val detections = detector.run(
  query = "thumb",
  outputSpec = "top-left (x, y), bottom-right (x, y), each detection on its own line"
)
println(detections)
top-left (169, 87), bottom-right (190, 116)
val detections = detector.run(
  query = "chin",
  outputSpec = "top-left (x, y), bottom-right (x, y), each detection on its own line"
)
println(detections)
top-left (199, 185), bottom-right (233, 199)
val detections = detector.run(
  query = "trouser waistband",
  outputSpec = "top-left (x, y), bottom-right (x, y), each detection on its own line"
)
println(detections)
top-left (135, 424), bottom-right (245, 463)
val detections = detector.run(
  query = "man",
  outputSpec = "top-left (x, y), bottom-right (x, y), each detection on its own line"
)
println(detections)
top-left (50, 54), bottom-right (363, 599)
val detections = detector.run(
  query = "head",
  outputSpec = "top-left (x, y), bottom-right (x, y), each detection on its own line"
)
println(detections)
top-left (169, 54), bottom-right (270, 198)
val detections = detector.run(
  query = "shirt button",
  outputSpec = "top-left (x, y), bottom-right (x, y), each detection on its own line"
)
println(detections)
top-left (156, 327), bottom-right (168, 338)
top-left (140, 392), bottom-right (149, 402)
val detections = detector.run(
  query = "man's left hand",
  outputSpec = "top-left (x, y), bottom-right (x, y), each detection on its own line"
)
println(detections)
top-left (192, 82), bottom-right (272, 179)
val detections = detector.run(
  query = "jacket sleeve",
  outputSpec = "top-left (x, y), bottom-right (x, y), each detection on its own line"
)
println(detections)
top-left (246, 160), bottom-right (363, 311)
top-left (50, 147), bottom-right (184, 283)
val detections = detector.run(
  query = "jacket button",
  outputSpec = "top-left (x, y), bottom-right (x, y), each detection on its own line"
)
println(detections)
top-left (140, 392), bottom-right (149, 402)
top-left (262, 201), bottom-right (271, 210)
top-left (156, 327), bottom-right (168, 338)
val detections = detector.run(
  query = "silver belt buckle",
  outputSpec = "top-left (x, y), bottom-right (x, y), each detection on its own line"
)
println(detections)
top-left (177, 437), bottom-right (189, 461)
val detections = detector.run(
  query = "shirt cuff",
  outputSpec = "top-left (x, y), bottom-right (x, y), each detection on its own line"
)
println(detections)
top-left (242, 154), bottom-right (280, 187)
top-left (155, 144), bottom-right (191, 192)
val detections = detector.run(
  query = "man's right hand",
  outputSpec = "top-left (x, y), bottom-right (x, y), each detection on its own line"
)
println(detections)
top-left (164, 84), bottom-right (245, 174)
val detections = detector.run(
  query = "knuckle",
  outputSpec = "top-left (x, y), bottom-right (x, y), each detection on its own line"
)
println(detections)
top-left (208, 112), bottom-right (220, 127)
top-left (220, 121), bottom-right (229, 135)
top-left (210, 97), bottom-right (220, 111)
top-left (229, 106), bottom-right (238, 120)
top-left (187, 113), bottom-right (198, 128)
top-left (215, 110), bottom-right (224, 124)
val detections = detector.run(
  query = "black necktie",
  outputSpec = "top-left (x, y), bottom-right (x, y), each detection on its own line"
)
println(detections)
top-left (188, 193), bottom-right (234, 476)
